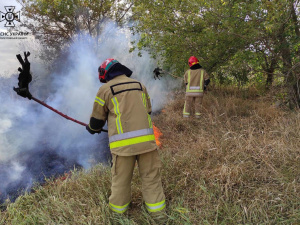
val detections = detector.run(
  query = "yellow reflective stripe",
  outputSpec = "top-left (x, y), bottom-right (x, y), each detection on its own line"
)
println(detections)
top-left (148, 114), bottom-right (153, 128)
top-left (111, 97), bottom-right (123, 134)
top-left (144, 94), bottom-right (147, 107)
top-left (109, 128), bottom-right (154, 143)
top-left (95, 99), bottom-right (104, 106)
top-left (109, 202), bottom-right (130, 213)
top-left (110, 134), bottom-right (155, 149)
top-left (95, 96), bottom-right (105, 106)
top-left (142, 92), bottom-right (153, 129)
top-left (145, 200), bottom-right (166, 212)
top-left (186, 70), bottom-right (191, 92)
top-left (199, 70), bottom-right (204, 92)
top-left (142, 93), bottom-right (147, 107)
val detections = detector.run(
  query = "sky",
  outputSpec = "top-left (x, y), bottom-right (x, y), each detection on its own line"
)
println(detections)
top-left (0, 0), bottom-right (32, 77)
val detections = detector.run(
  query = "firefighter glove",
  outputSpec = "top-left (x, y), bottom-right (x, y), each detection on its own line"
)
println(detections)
top-left (86, 125), bottom-right (101, 134)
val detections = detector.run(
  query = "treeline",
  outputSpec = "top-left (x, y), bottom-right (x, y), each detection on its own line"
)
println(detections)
top-left (19, 0), bottom-right (299, 107)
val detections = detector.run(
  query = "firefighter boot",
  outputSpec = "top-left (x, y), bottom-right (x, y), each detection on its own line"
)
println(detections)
top-left (150, 209), bottom-right (168, 225)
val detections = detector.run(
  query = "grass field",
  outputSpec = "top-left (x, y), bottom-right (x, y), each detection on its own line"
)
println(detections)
top-left (1, 87), bottom-right (299, 224)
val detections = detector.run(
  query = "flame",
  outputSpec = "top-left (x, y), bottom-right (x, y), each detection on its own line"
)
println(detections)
top-left (50, 172), bottom-right (72, 185)
top-left (60, 172), bottom-right (71, 181)
top-left (153, 123), bottom-right (163, 148)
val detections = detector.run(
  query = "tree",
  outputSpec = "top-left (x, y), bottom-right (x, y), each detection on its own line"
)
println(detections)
top-left (19, 0), bottom-right (133, 59)
top-left (132, 0), bottom-right (299, 107)
top-left (250, 0), bottom-right (300, 106)
top-left (132, 1), bottom-right (261, 73)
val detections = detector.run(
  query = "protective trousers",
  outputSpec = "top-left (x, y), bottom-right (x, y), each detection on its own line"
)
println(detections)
top-left (109, 150), bottom-right (166, 214)
top-left (183, 95), bottom-right (203, 118)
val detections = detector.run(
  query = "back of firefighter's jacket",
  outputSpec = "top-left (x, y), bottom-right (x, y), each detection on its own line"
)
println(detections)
top-left (90, 75), bottom-right (157, 156)
top-left (184, 68), bottom-right (209, 96)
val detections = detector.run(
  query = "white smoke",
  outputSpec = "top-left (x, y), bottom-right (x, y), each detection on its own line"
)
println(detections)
top-left (0, 22), bottom-right (180, 201)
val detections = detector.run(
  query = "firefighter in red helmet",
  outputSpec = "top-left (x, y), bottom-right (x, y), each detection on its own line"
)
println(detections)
top-left (86, 58), bottom-right (166, 222)
top-left (183, 56), bottom-right (210, 118)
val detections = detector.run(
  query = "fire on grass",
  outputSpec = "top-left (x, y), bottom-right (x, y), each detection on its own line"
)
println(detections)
top-left (153, 123), bottom-right (163, 148)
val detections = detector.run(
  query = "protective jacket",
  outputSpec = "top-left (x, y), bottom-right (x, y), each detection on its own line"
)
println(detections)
top-left (88, 75), bottom-right (157, 156)
top-left (184, 67), bottom-right (209, 97)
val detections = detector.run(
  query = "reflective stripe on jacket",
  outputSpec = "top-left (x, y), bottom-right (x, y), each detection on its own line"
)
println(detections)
top-left (90, 75), bottom-right (157, 156)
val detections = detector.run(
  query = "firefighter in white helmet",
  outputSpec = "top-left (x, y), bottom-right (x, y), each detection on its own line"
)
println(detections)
top-left (183, 56), bottom-right (210, 118)
top-left (86, 58), bottom-right (166, 221)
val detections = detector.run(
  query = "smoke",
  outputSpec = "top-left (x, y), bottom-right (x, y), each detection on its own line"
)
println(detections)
top-left (0, 22), bottom-right (180, 202)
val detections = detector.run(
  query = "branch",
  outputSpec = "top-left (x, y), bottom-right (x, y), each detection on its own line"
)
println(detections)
top-left (116, 3), bottom-right (133, 23)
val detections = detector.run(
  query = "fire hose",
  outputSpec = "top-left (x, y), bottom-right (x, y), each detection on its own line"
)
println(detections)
top-left (13, 52), bottom-right (108, 132)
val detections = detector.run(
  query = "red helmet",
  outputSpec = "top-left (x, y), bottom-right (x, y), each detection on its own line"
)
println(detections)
top-left (98, 58), bottom-right (119, 83)
top-left (188, 56), bottom-right (199, 67)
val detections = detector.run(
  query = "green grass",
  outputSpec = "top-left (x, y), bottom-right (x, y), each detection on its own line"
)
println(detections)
top-left (1, 88), bottom-right (299, 224)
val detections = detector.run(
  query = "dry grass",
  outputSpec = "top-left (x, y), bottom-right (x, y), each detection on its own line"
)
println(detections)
top-left (157, 89), bottom-right (300, 224)
top-left (1, 87), bottom-right (299, 224)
